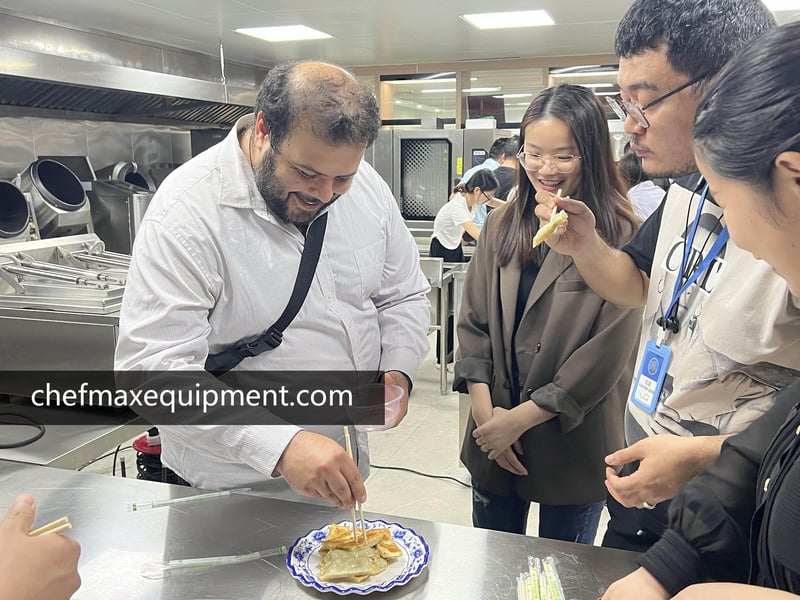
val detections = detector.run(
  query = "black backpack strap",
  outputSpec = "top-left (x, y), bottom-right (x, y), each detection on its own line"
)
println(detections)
top-left (205, 212), bottom-right (328, 374)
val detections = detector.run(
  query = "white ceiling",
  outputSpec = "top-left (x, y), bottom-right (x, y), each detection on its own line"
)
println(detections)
top-left (0, 0), bottom-right (639, 68)
top-left (0, 0), bottom-right (796, 124)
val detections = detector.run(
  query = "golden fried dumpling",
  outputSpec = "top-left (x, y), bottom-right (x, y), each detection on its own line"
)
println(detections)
top-left (319, 548), bottom-right (388, 582)
top-left (321, 526), bottom-right (390, 552)
top-left (376, 538), bottom-right (403, 559)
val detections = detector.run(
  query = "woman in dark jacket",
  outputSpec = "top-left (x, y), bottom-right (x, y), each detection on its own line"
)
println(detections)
top-left (603, 22), bottom-right (800, 600)
top-left (454, 84), bottom-right (640, 543)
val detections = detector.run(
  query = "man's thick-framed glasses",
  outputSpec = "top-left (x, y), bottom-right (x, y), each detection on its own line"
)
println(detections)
top-left (606, 71), bottom-right (710, 129)
top-left (516, 150), bottom-right (582, 174)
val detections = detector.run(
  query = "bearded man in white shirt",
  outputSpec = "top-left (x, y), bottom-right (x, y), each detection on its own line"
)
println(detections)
top-left (115, 61), bottom-right (431, 509)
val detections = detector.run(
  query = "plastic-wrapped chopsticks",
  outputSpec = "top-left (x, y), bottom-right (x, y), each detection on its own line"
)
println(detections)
top-left (516, 555), bottom-right (566, 600)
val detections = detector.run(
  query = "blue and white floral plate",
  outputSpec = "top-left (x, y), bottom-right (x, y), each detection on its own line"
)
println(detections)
top-left (287, 519), bottom-right (429, 595)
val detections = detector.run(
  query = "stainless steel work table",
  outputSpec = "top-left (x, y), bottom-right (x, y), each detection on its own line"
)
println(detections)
top-left (0, 403), bottom-right (144, 469)
top-left (0, 422), bottom-right (145, 469)
top-left (0, 460), bottom-right (638, 599)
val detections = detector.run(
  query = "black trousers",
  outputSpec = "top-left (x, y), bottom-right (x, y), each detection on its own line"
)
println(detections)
top-left (429, 237), bottom-right (464, 263)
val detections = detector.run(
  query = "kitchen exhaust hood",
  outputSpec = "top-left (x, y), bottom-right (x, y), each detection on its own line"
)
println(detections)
top-left (0, 15), bottom-right (262, 127)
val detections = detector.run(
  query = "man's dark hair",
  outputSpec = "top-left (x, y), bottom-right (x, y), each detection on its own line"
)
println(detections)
top-left (615, 0), bottom-right (776, 80)
top-left (255, 61), bottom-right (380, 151)
top-left (489, 137), bottom-right (508, 160)
top-left (502, 135), bottom-right (520, 159)
top-left (488, 135), bottom-right (520, 160)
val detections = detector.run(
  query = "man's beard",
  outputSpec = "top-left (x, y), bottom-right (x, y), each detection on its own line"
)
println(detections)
top-left (643, 156), bottom-right (697, 180)
top-left (253, 149), bottom-right (339, 225)
top-left (631, 136), bottom-right (697, 179)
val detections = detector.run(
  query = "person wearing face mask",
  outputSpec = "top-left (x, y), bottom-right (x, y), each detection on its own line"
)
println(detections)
top-left (535, 0), bottom-right (800, 554)
top-left (114, 61), bottom-right (431, 509)
top-left (603, 22), bottom-right (800, 600)
top-left (455, 84), bottom-right (641, 543)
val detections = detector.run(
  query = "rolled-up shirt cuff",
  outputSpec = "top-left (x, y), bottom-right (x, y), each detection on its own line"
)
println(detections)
top-left (452, 357), bottom-right (493, 393)
top-left (527, 382), bottom-right (583, 433)
top-left (637, 529), bottom-right (703, 597)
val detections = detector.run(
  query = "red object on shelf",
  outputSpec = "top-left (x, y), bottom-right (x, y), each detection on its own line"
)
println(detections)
top-left (132, 434), bottom-right (161, 455)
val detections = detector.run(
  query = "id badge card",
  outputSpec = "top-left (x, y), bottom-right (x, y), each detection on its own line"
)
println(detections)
top-left (630, 339), bottom-right (672, 413)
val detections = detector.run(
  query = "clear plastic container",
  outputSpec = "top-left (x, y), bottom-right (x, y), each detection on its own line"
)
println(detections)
top-left (353, 383), bottom-right (405, 432)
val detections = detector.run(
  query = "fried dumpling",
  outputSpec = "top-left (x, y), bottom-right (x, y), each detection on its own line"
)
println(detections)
top-left (321, 525), bottom-right (390, 552)
top-left (319, 548), bottom-right (388, 582)
top-left (376, 538), bottom-right (403, 559)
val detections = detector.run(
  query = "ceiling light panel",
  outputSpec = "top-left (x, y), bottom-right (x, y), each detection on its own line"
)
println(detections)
top-left (461, 10), bottom-right (555, 30)
top-left (235, 25), bottom-right (332, 42)
top-left (383, 77), bottom-right (478, 85)
top-left (420, 86), bottom-right (501, 94)
top-left (493, 93), bottom-right (532, 99)
top-left (763, 0), bottom-right (800, 11)
top-left (551, 71), bottom-right (619, 78)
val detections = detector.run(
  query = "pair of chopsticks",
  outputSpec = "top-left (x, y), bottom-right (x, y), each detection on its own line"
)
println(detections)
top-left (29, 515), bottom-right (72, 537)
top-left (550, 188), bottom-right (563, 220)
top-left (343, 426), bottom-right (366, 544)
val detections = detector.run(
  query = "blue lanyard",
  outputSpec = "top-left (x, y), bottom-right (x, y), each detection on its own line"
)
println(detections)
top-left (663, 184), bottom-right (729, 324)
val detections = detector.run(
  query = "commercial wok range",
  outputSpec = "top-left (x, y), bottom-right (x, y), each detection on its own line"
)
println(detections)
top-left (0, 233), bottom-right (127, 373)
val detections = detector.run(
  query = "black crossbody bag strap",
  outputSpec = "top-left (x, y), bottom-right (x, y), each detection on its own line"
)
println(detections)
top-left (204, 212), bottom-right (328, 375)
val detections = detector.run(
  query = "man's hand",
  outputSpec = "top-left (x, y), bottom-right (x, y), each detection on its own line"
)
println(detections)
top-left (275, 431), bottom-right (366, 509)
top-left (602, 567), bottom-right (669, 600)
top-left (534, 191), bottom-right (599, 257)
top-left (473, 406), bottom-right (525, 460)
top-left (0, 494), bottom-right (81, 600)
top-left (605, 435), bottom-right (726, 507)
top-left (384, 371), bottom-right (410, 428)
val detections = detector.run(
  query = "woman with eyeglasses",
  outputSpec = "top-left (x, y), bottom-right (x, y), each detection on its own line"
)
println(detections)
top-left (603, 22), bottom-right (800, 600)
top-left (429, 169), bottom-right (498, 263)
top-left (454, 84), bottom-right (641, 542)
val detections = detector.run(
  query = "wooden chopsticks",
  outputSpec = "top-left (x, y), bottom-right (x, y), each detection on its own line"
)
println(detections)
top-left (29, 516), bottom-right (72, 537)
top-left (343, 426), bottom-right (366, 544)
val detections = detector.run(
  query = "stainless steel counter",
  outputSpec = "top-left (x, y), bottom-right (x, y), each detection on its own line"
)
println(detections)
top-left (0, 422), bottom-right (145, 469)
top-left (0, 306), bottom-right (119, 375)
top-left (0, 397), bottom-right (144, 468)
top-left (0, 460), bottom-right (638, 599)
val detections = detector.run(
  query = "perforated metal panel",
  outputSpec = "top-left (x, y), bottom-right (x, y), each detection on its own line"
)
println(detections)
top-left (400, 139), bottom-right (451, 219)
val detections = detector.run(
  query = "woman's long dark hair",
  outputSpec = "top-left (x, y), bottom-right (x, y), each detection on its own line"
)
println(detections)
top-left (694, 21), bottom-right (800, 222)
top-left (494, 84), bottom-right (638, 267)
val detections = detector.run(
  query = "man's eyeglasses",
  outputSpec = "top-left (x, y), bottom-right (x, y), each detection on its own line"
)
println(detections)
top-left (606, 71), bottom-right (711, 129)
top-left (516, 151), bottom-right (582, 174)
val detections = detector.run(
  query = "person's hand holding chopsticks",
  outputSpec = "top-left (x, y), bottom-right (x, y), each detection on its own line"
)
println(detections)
top-left (275, 431), bottom-right (366, 510)
top-left (0, 493), bottom-right (81, 600)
